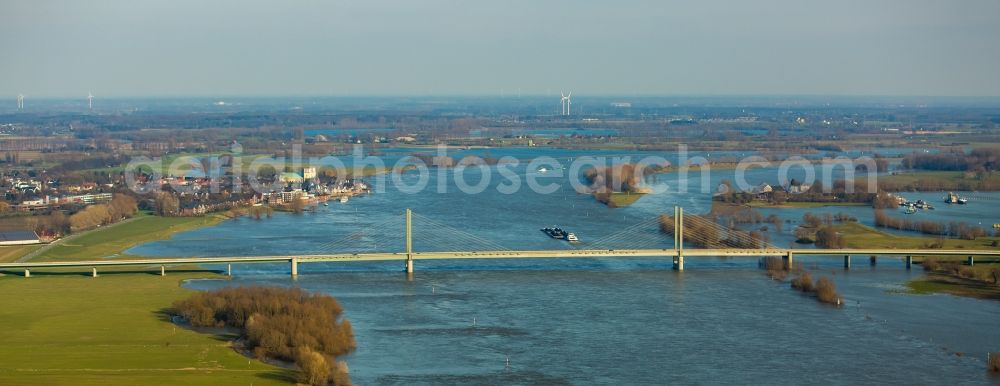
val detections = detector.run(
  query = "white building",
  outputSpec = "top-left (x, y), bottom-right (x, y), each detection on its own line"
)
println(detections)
top-left (788, 184), bottom-right (812, 194)
top-left (302, 167), bottom-right (317, 180)
top-left (751, 183), bottom-right (773, 195)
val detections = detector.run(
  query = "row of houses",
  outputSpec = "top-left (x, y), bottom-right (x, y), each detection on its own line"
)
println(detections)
top-left (16, 193), bottom-right (114, 211)
top-left (5, 176), bottom-right (108, 196)
top-left (750, 183), bottom-right (813, 195)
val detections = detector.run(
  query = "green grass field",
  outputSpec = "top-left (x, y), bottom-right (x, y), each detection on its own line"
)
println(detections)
top-left (33, 215), bottom-right (225, 262)
top-left (0, 244), bottom-right (41, 263)
top-left (0, 272), bottom-right (295, 385)
top-left (837, 221), bottom-right (1000, 250)
top-left (907, 270), bottom-right (1000, 300)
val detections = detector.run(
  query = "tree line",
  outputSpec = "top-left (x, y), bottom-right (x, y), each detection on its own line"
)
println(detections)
top-left (29, 194), bottom-right (138, 236)
top-left (873, 210), bottom-right (990, 240)
top-left (901, 148), bottom-right (1000, 172)
top-left (658, 213), bottom-right (769, 249)
top-left (67, 194), bottom-right (138, 232)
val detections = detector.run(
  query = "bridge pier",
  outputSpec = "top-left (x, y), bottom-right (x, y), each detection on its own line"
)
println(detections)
top-left (290, 257), bottom-right (298, 277)
top-left (673, 255), bottom-right (684, 271)
top-left (227, 263), bottom-right (232, 277)
top-left (968, 256), bottom-right (974, 266)
top-left (92, 267), bottom-right (98, 278)
top-left (24, 269), bottom-right (29, 278)
top-left (906, 256), bottom-right (912, 270)
top-left (160, 265), bottom-right (165, 276)
top-left (405, 259), bottom-right (414, 274)
top-left (844, 255), bottom-right (851, 269)
top-left (783, 252), bottom-right (794, 270)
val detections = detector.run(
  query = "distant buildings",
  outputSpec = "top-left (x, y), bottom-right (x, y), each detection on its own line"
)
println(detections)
top-left (15, 193), bottom-right (113, 211)
top-left (280, 172), bottom-right (304, 184)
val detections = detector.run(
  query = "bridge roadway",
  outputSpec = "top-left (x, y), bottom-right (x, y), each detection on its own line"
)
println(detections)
top-left (1, 248), bottom-right (999, 276)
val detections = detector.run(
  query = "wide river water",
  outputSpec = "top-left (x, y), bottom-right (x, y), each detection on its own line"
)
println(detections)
top-left (128, 148), bottom-right (1000, 384)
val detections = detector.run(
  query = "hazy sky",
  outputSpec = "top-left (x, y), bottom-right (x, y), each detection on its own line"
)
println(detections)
top-left (2, 0), bottom-right (999, 97)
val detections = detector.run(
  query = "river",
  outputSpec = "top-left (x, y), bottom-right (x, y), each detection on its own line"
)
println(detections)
top-left (128, 148), bottom-right (1000, 384)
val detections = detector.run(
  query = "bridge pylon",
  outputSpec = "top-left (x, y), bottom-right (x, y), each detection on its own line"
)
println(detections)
top-left (405, 208), bottom-right (414, 273)
top-left (673, 206), bottom-right (684, 271)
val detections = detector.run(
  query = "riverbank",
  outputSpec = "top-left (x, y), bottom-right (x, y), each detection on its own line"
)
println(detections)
top-left (29, 214), bottom-right (226, 262)
top-left (0, 271), bottom-right (294, 385)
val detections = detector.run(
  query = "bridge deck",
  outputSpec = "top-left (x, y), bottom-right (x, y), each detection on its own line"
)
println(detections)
top-left (1, 248), bottom-right (998, 270)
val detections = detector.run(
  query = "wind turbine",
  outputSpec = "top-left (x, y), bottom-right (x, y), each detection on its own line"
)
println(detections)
top-left (17, 94), bottom-right (24, 110)
top-left (87, 91), bottom-right (94, 110)
top-left (560, 92), bottom-right (572, 116)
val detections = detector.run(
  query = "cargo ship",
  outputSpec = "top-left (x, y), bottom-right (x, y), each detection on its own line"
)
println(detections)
top-left (541, 227), bottom-right (580, 242)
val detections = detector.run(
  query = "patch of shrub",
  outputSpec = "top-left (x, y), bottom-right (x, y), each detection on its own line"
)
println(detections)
top-left (922, 258), bottom-right (940, 272)
top-left (833, 212), bottom-right (857, 222)
top-left (957, 266), bottom-right (978, 280)
top-left (760, 256), bottom-right (787, 280)
top-left (659, 214), bottom-right (766, 249)
top-left (296, 347), bottom-right (332, 385)
top-left (814, 226), bottom-right (846, 249)
top-left (172, 286), bottom-right (355, 385)
top-left (791, 272), bottom-right (814, 292)
top-left (815, 277), bottom-right (842, 305)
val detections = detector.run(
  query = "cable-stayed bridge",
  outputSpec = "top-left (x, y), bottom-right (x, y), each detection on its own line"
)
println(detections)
top-left (2, 207), bottom-right (998, 277)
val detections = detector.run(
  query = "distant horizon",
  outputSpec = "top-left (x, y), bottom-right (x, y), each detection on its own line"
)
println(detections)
top-left (4, 0), bottom-right (1000, 98)
top-left (7, 93), bottom-right (1000, 114)
top-left (9, 93), bottom-right (1000, 100)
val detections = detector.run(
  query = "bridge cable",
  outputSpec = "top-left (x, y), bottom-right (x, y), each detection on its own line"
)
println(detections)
top-left (411, 214), bottom-right (512, 252)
